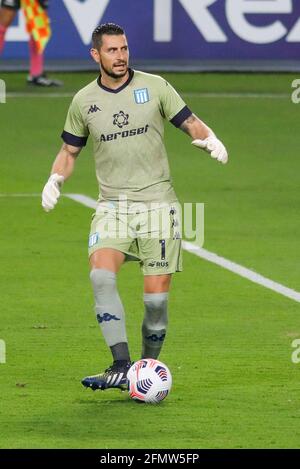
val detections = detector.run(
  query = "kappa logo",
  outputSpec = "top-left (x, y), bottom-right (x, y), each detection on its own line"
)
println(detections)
top-left (88, 104), bottom-right (101, 114)
top-left (96, 313), bottom-right (120, 324)
top-left (113, 110), bottom-right (129, 128)
top-left (145, 333), bottom-right (166, 342)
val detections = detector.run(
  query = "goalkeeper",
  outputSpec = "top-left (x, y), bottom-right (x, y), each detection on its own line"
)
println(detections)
top-left (41, 23), bottom-right (228, 392)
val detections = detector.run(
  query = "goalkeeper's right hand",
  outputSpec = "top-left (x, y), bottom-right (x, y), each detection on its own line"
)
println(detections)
top-left (42, 173), bottom-right (65, 212)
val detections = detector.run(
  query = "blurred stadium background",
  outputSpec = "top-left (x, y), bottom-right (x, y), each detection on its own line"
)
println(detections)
top-left (1, 0), bottom-right (300, 450)
top-left (2, 0), bottom-right (300, 72)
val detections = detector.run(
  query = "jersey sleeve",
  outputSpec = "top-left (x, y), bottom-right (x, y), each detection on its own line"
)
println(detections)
top-left (159, 79), bottom-right (192, 128)
top-left (61, 96), bottom-right (89, 147)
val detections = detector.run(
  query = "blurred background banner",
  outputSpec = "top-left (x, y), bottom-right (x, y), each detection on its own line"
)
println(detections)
top-left (2, 0), bottom-right (300, 70)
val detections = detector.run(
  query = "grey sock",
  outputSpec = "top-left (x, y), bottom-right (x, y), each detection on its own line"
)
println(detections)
top-left (142, 292), bottom-right (168, 359)
top-left (90, 269), bottom-right (129, 360)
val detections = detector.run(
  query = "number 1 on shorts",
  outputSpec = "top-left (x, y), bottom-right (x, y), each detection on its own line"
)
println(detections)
top-left (159, 239), bottom-right (166, 260)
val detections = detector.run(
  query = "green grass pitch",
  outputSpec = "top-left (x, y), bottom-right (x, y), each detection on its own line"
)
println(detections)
top-left (0, 72), bottom-right (300, 449)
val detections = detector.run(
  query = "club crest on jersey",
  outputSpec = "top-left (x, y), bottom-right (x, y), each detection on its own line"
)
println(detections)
top-left (134, 88), bottom-right (150, 104)
top-left (89, 232), bottom-right (99, 248)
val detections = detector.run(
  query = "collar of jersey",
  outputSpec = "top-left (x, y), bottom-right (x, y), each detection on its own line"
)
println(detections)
top-left (97, 68), bottom-right (134, 94)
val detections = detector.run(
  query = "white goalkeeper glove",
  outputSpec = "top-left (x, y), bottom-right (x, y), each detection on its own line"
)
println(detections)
top-left (42, 173), bottom-right (65, 212)
top-left (192, 136), bottom-right (228, 164)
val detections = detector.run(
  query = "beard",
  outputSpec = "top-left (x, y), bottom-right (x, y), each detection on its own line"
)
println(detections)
top-left (100, 58), bottom-right (128, 79)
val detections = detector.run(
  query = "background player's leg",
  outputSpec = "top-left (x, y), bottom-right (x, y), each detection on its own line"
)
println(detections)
top-left (28, 37), bottom-right (43, 78)
top-left (142, 274), bottom-right (171, 359)
top-left (25, 2), bottom-right (63, 86)
top-left (89, 248), bottom-right (130, 363)
top-left (0, 23), bottom-right (6, 53)
top-left (0, 7), bottom-right (16, 54)
top-left (27, 37), bottom-right (63, 86)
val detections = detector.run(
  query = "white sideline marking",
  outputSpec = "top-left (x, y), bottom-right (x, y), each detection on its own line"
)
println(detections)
top-left (183, 92), bottom-right (289, 99)
top-left (5, 92), bottom-right (289, 100)
top-left (7, 93), bottom-right (75, 98)
top-left (65, 193), bottom-right (97, 209)
top-left (182, 241), bottom-right (300, 304)
top-left (0, 193), bottom-right (97, 205)
top-left (2, 192), bottom-right (300, 303)
top-left (0, 193), bottom-right (41, 197)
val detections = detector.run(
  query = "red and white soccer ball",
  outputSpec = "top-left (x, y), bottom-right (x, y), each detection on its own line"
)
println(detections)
top-left (127, 359), bottom-right (172, 404)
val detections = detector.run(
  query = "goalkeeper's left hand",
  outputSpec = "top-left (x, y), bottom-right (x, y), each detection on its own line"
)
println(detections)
top-left (192, 136), bottom-right (228, 164)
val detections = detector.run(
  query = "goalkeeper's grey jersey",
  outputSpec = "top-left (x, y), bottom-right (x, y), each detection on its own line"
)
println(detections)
top-left (62, 69), bottom-right (191, 204)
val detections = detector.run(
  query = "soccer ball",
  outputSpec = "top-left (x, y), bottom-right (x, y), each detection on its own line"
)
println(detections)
top-left (127, 358), bottom-right (172, 404)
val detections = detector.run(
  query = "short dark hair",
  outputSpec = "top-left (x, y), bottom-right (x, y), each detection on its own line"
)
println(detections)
top-left (92, 23), bottom-right (125, 49)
